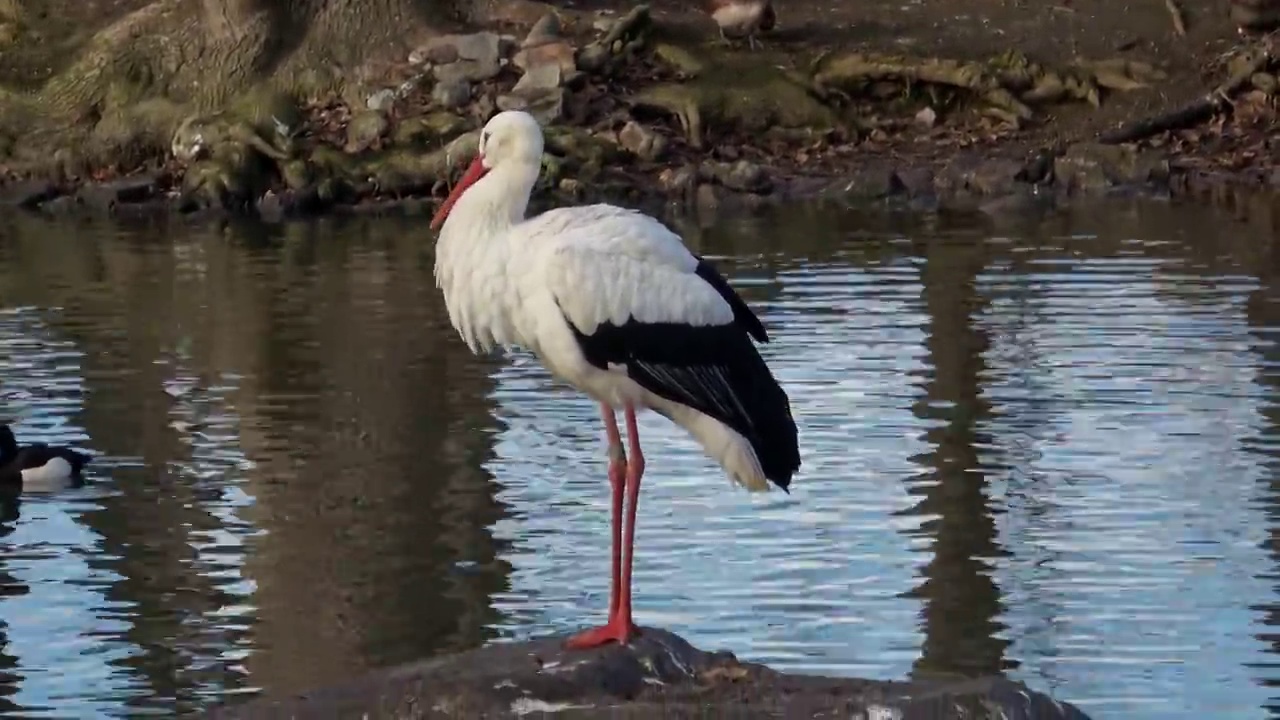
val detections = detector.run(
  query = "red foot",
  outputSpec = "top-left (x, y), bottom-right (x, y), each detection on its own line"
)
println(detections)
top-left (564, 620), bottom-right (640, 649)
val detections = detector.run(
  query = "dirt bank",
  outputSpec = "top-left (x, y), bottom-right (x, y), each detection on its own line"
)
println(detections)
top-left (199, 627), bottom-right (1094, 719)
top-left (0, 0), bottom-right (1276, 222)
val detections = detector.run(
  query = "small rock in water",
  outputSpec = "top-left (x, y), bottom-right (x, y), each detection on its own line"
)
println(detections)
top-left (40, 195), bottom-right (78, 215)
top-left (914, 106), bottom-right (938, 128)
top-left (705, 160), bottom-right (771, 194)
top-left (895, 166), bottom-right (935, 196)
top-left (432, 78), bottom-right (473, 110)
top-left (618, 121), bottom-right (666, 162)
top-left (0, 179), bottom-right (59, 208)
top-left (967, 158), bottom-right (1028, 195)
top-left (257, 191), bottom-right (285, 222)
top-left (1052, 142), bottom-right (1166, 194)
top-left (78, 175), bottom-right (159, 211)
top-left (828, 165), bottom-right (904, 200)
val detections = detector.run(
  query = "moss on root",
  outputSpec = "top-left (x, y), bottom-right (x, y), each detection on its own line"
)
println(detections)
top-left (810, 49), bottom-right (1169, 125)
top-left (636, 43), bottom-right (838, 147)
top-left (0, 0), bottom-right (449, 170)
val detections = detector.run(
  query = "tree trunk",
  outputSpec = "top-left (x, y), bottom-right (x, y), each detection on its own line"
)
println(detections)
top-left (193, 0), bottom-right (460, 86)
top-left (9, 0), bottom-right (467, 164)
top-left (203, 0), bottom-right (270, 40)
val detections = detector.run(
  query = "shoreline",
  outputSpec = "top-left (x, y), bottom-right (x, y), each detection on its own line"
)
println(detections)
top-left (0, 5), bottom-right (1275, 227)
top-left (2, 138), bottom-right (1276, 227)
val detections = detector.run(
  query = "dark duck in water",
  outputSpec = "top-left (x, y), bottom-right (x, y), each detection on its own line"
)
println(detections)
top-left (0, 424), bottom-right (92, 490)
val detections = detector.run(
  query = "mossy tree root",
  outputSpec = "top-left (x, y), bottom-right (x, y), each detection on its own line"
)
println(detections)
top-left (810, 50), bottom-right (1168, 125)
top-left (0, 0), bottom-right (458, 173)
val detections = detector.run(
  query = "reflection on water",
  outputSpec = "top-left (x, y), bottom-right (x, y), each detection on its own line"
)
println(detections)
top-left (0, 199), bottom-right (1277, 718)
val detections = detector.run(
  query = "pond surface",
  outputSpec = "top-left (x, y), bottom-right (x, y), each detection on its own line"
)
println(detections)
top-left (0, 198), bottom-right (1279, 718)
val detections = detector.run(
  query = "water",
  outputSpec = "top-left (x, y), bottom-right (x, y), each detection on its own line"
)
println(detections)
top-left (0, 199), bottom-right (1278, 718)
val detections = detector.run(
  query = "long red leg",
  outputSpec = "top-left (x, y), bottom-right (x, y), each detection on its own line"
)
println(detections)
top-left (617, 403), bottom-right (645, 635)
top-left (565, 404), bottom-right (628, 649)
top-left (564, 402), bottom-right (644, 649)
top-left (601, 405), bottom-right (626, 617)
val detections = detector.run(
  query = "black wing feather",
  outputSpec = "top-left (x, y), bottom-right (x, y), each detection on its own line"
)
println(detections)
top-left (693, 257), bottom-right (768, 343)
top-left (570, 317), bottom-right (800, 490)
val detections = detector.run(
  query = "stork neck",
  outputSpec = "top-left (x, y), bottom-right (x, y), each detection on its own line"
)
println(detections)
top-left (442, 160), bottom-right (539, 240)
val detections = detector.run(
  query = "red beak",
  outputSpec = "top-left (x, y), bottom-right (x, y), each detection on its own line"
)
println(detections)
top-left (430, 155), bottom-right (490, 231)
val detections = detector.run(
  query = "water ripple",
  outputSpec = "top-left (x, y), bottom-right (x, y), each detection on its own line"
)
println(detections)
top-left (1, 204), bottom-right (1279, 720)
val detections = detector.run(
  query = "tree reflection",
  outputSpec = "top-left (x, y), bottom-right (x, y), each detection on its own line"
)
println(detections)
top-left (903, 235), bottom-right (1013, 678)
top-left (0, 496), bottom-right (25, 714)
top-left (0, 216), bottom-right (511, 709)
top-left (224, 220), bottom-right (510, 692)
top-left (1243, 280), bottom-right (1280, 718)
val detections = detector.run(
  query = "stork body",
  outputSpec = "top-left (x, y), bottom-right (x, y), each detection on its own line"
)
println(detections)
top-left (430, 110), bottom-right (800, 648)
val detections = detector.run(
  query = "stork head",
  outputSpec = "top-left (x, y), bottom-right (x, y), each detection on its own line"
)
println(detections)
top-left (430, 111), bottom-right (545, 231)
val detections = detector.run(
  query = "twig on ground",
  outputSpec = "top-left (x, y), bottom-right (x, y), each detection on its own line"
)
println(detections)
top-left (1098, 39), bottom-right (1273, 144)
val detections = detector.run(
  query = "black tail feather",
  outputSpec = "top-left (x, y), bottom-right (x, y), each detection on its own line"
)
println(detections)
top-left (573, 318), bottom-right (800, 490)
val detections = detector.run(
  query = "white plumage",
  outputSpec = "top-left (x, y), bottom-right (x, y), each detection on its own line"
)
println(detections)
top-left (539, 216), bottom-right (736, 332)
top-left (434, 181), bottom-right (768, 487)
top-left (20, 457), bottom-right (74, 491)
top-left (429, 110), bottom-right (799, 649)
top-left (436, 204), bottom-right (730, 345)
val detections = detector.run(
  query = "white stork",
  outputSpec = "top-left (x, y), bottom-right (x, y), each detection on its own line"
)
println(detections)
top-left (429, 110), bottom-right (801, 649)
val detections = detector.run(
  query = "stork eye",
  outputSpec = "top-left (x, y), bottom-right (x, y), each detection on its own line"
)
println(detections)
top-left (481, 130), bottom-right (490, 145)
